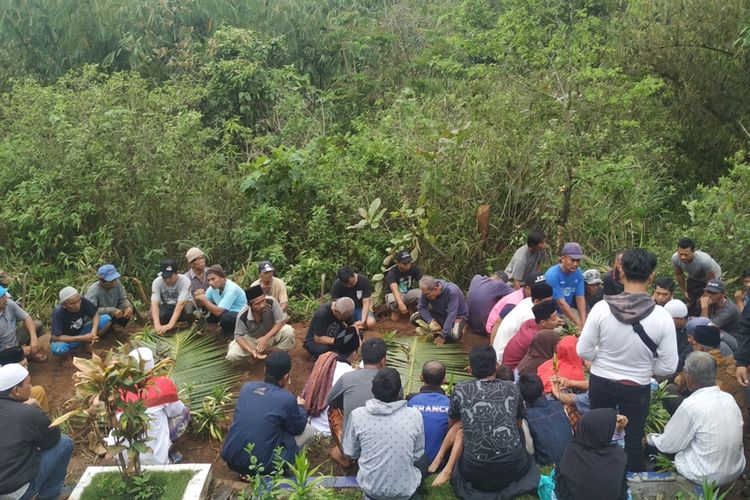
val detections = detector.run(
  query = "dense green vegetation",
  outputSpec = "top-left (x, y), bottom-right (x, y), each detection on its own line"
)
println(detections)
top-left (1, 0), bottom-right (749, 318)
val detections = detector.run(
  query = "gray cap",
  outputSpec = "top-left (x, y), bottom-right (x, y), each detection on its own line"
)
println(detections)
top-left (59, 286), bottom-right (79, 304)
top-left (583, 269), bottom-right (603, 285)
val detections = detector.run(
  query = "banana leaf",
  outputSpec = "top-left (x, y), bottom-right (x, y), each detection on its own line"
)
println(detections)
top-left (134, 329), bottom-right (245, 410)
top-left (384, 333), bottom-right (473, 395)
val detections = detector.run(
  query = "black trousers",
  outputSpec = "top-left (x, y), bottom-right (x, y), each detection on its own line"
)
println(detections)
top-left (206, 310), bottom-right (238, 335)
top-left (589, 373), bottom-right (651, 472)
top-left (303, 340), bottom-right (333, 359)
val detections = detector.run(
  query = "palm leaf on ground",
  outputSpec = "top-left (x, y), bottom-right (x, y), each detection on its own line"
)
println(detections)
top-left (134, 328), bottom-right (245, 409)
top-left (384, 332), bottom-right (473, 395)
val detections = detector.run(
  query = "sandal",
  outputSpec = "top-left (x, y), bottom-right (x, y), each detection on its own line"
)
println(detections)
top-left (28, 352), bottom-right (48, 362)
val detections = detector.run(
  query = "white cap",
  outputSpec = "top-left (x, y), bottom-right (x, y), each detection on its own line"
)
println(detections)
top-left (663, 299), bottom-right (688, 319)
top-left (129, 347), bottom-right (155, 372)
top-left (59, 286), bottom-right (79, 304)
top-left (0, 363), bottom-right (28, 391)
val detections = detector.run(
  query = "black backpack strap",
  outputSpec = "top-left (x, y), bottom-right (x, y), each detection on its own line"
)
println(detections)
top-left (632, 321), bottom-right (659, 359)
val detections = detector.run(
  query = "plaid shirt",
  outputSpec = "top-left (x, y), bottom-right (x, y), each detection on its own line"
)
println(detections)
top-left (525, 397), bottom-right (573, 465)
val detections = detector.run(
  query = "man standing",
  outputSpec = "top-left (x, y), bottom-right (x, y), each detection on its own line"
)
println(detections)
top-left (466, 271), bottom-right (514, 335)
top-left (505, 230), bottom-right (547, 290)
top-left (50, 286), bottom-right (111, 356)
top-left (344, 367), bottom-right (425, 500)
top-left (226, 285), bottom-right (295, 362)
top-left (648, 352), bottom-right (744, 486)
top-left (578, 248), bottom-right (678, 471)
top-left (544, 242), bottom-right (587, 331)
top-left (150, 259), bottom-right (193, 335)
top-left (194, 265), bottom-right (247, 335)
top-left (331, 267), bottom-right (376, 330)
top-left (385, 250), bottom-right (422, 321)
top-left (303, 297), bottom-right (355, 358)
top-left (221, 352), bottom-right (314, 475)
top-left (0, 364), bottom-right (74, 500)
top-left (672, 238), bottom-right (721, 316)
top-left (414, 276), bottom-right (468, 346)
top-left (0, 286), bottom-right (45, 362)
top-left (184, 247), bottom-right (209, 301)
top-left (651, 277), bottom-right (675, 307)
top-left (699, 279), bottom-right (741, 337)
top-left (85, 264), bottom-right (134, 329)
top-left (251, 261), bottom-right (289, 312)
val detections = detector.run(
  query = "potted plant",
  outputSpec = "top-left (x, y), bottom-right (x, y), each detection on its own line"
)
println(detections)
top-left (53, 350), bottom-right (212, 499)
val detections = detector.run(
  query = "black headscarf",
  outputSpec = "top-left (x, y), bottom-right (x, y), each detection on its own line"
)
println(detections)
top-left (557, 408), bottom-right (627, 500)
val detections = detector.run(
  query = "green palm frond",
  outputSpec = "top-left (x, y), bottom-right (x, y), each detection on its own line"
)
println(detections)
top-left (134, 328), bottom-right (244, 409)
top-left (384, 333), bottom-right (472, 395)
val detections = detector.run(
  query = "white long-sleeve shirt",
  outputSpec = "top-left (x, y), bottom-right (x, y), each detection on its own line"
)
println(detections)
top-left (647, 386), bottom-right (745, 486)
top-left (577, 300), bottom-right (678, 385)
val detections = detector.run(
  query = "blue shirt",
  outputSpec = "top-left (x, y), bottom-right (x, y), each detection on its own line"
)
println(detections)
top-left (525, 397), bottom-right (572, 465)
top-left (205, 279), bottom-right (247, 313)
top-left (221, 381), bottom-right (308, 473)
top-left (407, 387), bottom-right (450, 462)
top-left (544, 264), bottom-right (584, 307)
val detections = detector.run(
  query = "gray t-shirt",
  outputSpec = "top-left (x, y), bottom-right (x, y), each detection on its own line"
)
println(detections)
top-left (710, 300), bottom-right (741, 336)
top-left (671, 251), bottom-right (721, 281)
top-left (505, 245), bottom-right (547, 282)
top-left (150, 274), bottom-right (192, 306)
top-left (85, 281), bottom-right (130, 316)
top-left (327, 368), bottom-right (378, 427)
top-left (234, 297), bottom-right (288, 339)
top-left (0, 299), bottom-right (29, 350)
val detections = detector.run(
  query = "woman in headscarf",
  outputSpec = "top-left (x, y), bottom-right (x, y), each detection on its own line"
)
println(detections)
top-left (555, 408), bottom-right (628, 500)
top-left (517, 330), bottom-right (559, 377)
top-left (538, 335), bottom-right (585, 393)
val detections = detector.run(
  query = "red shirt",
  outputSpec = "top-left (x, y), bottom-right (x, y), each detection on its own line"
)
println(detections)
top-left (502, 318), bottom-right (538, 371)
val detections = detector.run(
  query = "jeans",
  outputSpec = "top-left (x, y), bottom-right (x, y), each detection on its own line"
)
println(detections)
top-left (20, 434), bottom-right (74, 500)
top-left (50, 315), bottom-right (112, 356)
top-left (206, 310), bottom-right (238, 335)
top-left (588, 373), bottom-right (650, 471)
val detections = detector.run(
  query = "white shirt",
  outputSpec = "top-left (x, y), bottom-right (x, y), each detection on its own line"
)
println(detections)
top-left (647, 386), bottom-right (745, 486)
top-left (577, 300), bottom-right (678, 385)
top-left (107, 400), bottom-right (186, 465)
top-left (310, 361), bottom-right (354, 435)
top-left (492, 297), bottom-right (534, 360)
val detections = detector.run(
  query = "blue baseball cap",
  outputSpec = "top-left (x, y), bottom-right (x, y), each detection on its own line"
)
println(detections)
top-left (97, 264), bottom-right (121, 282)
top-left (0, 286), bottom-right (6, 298)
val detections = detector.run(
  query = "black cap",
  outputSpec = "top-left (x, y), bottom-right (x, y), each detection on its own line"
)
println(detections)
top-left (245, 284), bottom-right (264, 302)
top-left (160, 258), bottom-right (177, 278)
top-left (693, 325), bottom-right (721, 348)
top-left (396, 250), bottom-right (412, 264)
top-left (265, 351), bottom-right (292, 379)
top-left (522, 271), bottom-right (545, 286)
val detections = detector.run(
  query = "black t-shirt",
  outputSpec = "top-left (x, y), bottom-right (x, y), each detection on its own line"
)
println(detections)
top-left (385, 265), bottom-right (423, 294)
top-left (330, 274), bottom-right (372, 309)
top-left (304, 302), bottom-right (353, 345)
top-left (602, 269), bottom-right (624, 296)
top-left (51, 297), bottom-right (98, 337)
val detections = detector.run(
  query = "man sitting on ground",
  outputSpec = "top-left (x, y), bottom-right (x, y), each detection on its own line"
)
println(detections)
top-left (385, 250), bottom-right (423, 322)
top-left (699, 279), bottom-right (741, 338)
top-left (50, 286), bottom-right (111, 356)
top-left (344, 367), bottom-right (426, 500)
top-left (407, 361), bottom-right (450, 466)
top-left (652, 276), bottom-right (675, 307)
top-left (648, 352), bottom-right (745, 486)
top-left (331, 266), bottom-right (376, 330)
top-left (414, 276), bottom-right (468, 346)
top-left (85, 264), bottom-right (134, 329)
top-left (221, 351), bottom-right (315, 476)
top-left (0, 347), bottom-right (49, 412)
top-left (502, 300), bottom-right (559, 372)
top-left (0, 363), bottom-right (74, 500)
top-left (545, 242), bottom-right (587, 331)
top-left (226, 285), bottom-right (295, 363)
top-left (518, 373), bottom-right (572, 466)
top-left (194, 265), bottom-right (247, 335)
top-left (672, 238), bottom-right (721, 316)
top-left (505, 230), bottom-right (547, 290)
top-left (487, 271), bottom-right (545, 345)
top-left (663, 299), bottom-right (693, 375)
top-left (493, 281), bottom-right (553, 362)
top-left (150, 259), bottom-right (193, 335)
top-left (303, 297), bottom-right (355, 358)
top-left (184, 247), bottom-right (208, 304)
top-left (467, 271), bottom-right (514, 336)
top-left (583, 269), bottom-right (604, 311)
top-left (0, 285), bottom-right (46, 363)
top-left (449, 346), bottom-right (539, 497)
top-left (251, 261), bottom-right (289, 312)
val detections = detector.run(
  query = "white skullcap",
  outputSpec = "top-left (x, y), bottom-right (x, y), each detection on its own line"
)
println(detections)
top-left (663, 299), bottom-right (688, 319)
top-left (59, 286), bottom-right (79, 304)
top-left (129, 347), bottom-right (155, 372)
top-left (0, 363), bottom-right (28, 391)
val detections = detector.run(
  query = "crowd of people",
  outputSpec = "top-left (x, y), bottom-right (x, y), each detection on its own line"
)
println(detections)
top-left (1, 235), bottom-right (749, 499)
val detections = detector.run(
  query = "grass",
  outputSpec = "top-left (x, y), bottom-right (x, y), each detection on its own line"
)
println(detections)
top-left (80, 471), bottom-right (195, 500)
